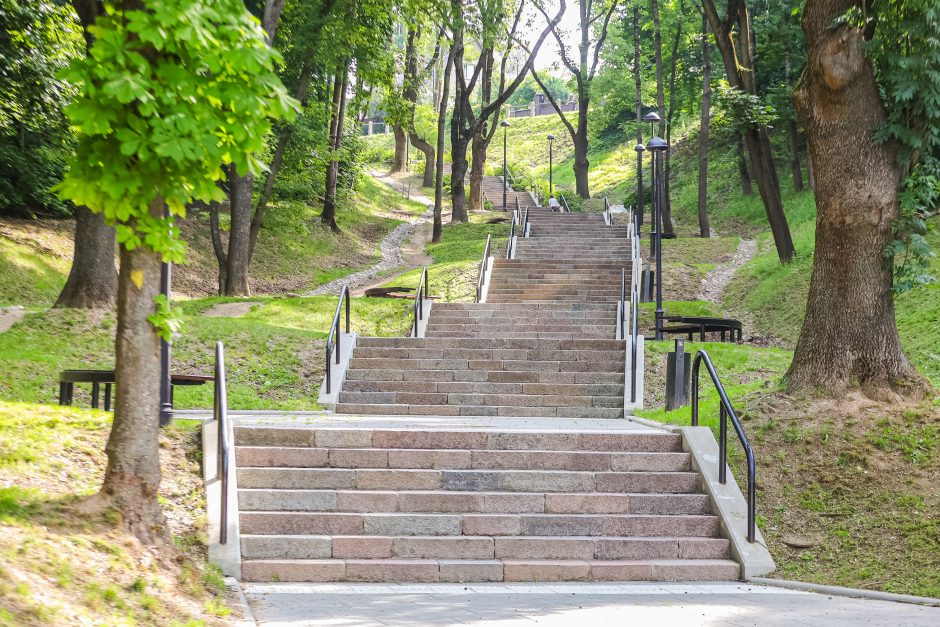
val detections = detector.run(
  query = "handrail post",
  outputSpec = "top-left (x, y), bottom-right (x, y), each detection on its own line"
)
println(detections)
top-left (344, 286), bottom-right (350, 334)
top-left (719, 404), bottom-right (728, 484)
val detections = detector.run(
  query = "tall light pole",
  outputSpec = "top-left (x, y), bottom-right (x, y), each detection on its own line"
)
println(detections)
top-left (643, 112), bottom-right (661, 259)
top-left (159, 205), bottom-right (173, 426)
top-left (501, 120), bottom-right (510, 211)
top-left (648, 135), bottom-right (668, 341)
top-left (547, 134), bottom-right (555, 199)
top-left (634, 143), bottom-right (645, 229)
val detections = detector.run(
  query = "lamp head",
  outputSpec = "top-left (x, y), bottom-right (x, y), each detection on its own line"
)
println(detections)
top-left (501, 120), bottom-right (510, 127)
top-left (547, 134), bottom-right (555, 141)
top-left (634, 143), bottom-right (646, 153)
top-left (642, 111), bottom-right (662, 123)
top-left (647, 136), bottom-right (669, 151)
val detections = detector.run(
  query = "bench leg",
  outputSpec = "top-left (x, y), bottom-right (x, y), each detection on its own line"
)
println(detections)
top-left (721, 330), bottom-right (726, 342)
top-left (66, 382), bottom-right (74, 405)
top-left (700, 325), bottom-right (706, 342)
top-left (104, 384), bottom-right (112, 411)
top-left (59, 382), bottom-right (69, 406)
top-left (92, 382), bottom-right (100, 409)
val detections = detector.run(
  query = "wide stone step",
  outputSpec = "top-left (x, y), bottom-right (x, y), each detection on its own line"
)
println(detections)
top-left (352, 347), bottom-right (623, 361)
top-left (337, 391), bottom-right (623, 409)
top-left (234, 427), bottom-right (681, 452)
top-left (240, 557), bottom-right (740, 582)
top-left (240, 534), bottom-right (729, 561)
top-left (424, 331), bottom-right (611, 339)
top-left (341, 380), bottom-right (624, 398)
top-left (237, 469), bottom-right (700, 493)
top-left (333, 403), bottom-right (626, 418)
top-left (346, 357), bottom-right (624, 372)
top-left (423, 316), bottom-right (614, 326)
top-left (355, 337), bottom-right (624, 349)
top-left (431, 302), bottom-right (616, 310)
top-left (239, 511), bottom-right (719, 537)
top-left (344, 369), bottom-right (625, 385)
top-left (235, 489), bottom-right (708, 513)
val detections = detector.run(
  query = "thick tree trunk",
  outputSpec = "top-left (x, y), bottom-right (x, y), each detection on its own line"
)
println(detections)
top-left (806, 150), bottom-right (816, 189)
top-left (734, 130), bottom-right (754, 196)
top-left (433, 47), bottom-right (455, 243)
top-left (786, 3), bottom-right (923, 395)
top-left (391, 125), bottom-right (407, 172)
top-left (209, 201), bottom-right (227, 294)
top-left (97, 200), bottom-right (165, 543)
top-left (56, 206), bottom-right (118, 308)
top-left (450, 133), bottom-right (470, 223)
top-left (469, 132), bottom-right (486, 211)
top-left (410, 132), bottom-right (435, 188)
top-left (697, 13), bottom-right (711, 238)
top-left (650, 0), bottom-right (675, 236)
top-left (664, 2), bottom-right (683, 238)
top-left (787, 119), bottom-right (804, 191)
top-left (226, 167), bottom-right (253, 295)
top-left (633, 7), bottom-right (643, 224)
top-left (572, 131), bottom-right (591, 199)
top-left (321, 68), bottom-right (348, 231)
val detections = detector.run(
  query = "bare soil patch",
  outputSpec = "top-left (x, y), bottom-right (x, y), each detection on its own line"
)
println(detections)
top-left (202, 301), bottom-right (262, 318)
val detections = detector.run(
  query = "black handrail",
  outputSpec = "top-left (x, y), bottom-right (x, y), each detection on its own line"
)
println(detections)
top-left (522, 207), bottom-right (529, 237)
top-left (603, 196), bottom-right (611, 225)
top-left (691, 350), bottom-right (757, 543)
top-left (476, 234), bottom-right (492, 302)
top-left (324, 285), bottom-right (351, 395)
top-left (412, 267), bottom-right (428, 337)
top-left (619, 267), bottom-right (626, 340)
top-left (507, 212), bottom-right (517, 259)
top-left (630, 268), bottom-right (639, 403)
top-left (559, 194), bottom-right (570, 213)
top-left (213, 341), bottom-right (230, 545)
top-left (515, 196), bottom-right (521, 214)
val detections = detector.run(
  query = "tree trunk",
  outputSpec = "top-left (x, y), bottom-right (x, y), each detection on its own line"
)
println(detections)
top-left (450, 131), bottom-right (470, 223)
top-left (664, 1), bottom-right (684, 238)
top-left (697, 13), bottom-right (711, 238)
top-left (209, 201), bottom-right (227, 295)
top-left (433, 46), bottom-right (455, 243)
top-left (410, 133), bottom-right (435, 188)
top-left (56, 206), bottom-right (118, 308)
top-left (806, 149), bottom-right (816, 189)
top-left (787, 119), bottom-right (804, 191)
top-left (226, 167), bottom-right (252, 295)
top-left (469, 132), bottom-right (486, 211)
top-left (97, 199), bottom-right (165, 543)
top-left (633, 6), bottom-right (643, 224)
top-left (734, 130), bottom-right (754, 196)
top-left (573, 105), bottom-right (591, 198)
top-left (321, 68), bottom-right (347, 231)
top-left (391, 125), bottom-right (407, 172)
top-left (786, 2), bottom-right (923, 395)
top-left (650, 0), bottom-right (675, 236)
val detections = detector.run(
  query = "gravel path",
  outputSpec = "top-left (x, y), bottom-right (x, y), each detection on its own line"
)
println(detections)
top-left (306, 174), bottom-right (434, 297)
top-left (699, 238), bottom-right (757, 303)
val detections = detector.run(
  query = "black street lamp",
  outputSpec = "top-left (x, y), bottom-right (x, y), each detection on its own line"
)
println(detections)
top-left (159, 205), bottom-right (173, 426)
top-left (547, 134), bottom-right (555, 199)
top-left (501, 120), bottom-right (510, 211)
top-left (643, 111), bottom-right (661, 259)
top-left (647, 135), bottom-right (669, 341)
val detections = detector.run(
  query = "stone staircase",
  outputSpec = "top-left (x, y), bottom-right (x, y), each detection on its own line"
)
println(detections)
top-left (480, 174), bottom-right (538, 212)
top-left (235, 423), bottom-right (739, 582)
top-left (220, 201), bottom-right (749, 583)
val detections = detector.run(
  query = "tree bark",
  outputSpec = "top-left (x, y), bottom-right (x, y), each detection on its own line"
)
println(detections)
top-left (806, 149), bottom-right (816, 189)
top-left (391, 125), bottom-right (407, 172)
top-left (702, 0), bottom-right (795, 262)
top-left (697, 13), bottom-right (712, 238)
top-left (786, 1), bottom-right (924, 396)
top-left (411, 132), bottom-right (435, 188)
top-left (209, 201), bottom-right (227, 294)
top-left (433, 45), bottom-right (456, 243)
top-left (57, 0), bottom-right (118, 309)
top-left (97, 199), bottom-right (165, 543)
top-left (226, 166), bottom-right (252, 295)
top-left (469, 131), bottom-right (486, 211)
top-left (56, 206), bottom-right (118, 308)
top-left (650, 0), bottom-right (675, 236)
top-left (734, 130), bottom-right (754, 195)
top-left (634, 6), bottom-right (643, 222)
top-left (664, 0), bottom-right (684, 238)
top-left (321, 66), bottom-right (348, 231)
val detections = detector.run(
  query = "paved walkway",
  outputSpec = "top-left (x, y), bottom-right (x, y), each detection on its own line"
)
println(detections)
top-left (244, 582), bottom-right (939, 626)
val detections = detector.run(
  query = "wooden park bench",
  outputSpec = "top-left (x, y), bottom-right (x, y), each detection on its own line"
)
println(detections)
top-left (58, 370), bottom-right (213, 411)
top-left (661, 316), bottom-right (743, 342)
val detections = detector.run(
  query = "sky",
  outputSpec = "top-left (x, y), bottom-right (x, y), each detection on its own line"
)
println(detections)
top-left (531, 1), bottom-right (591, 71)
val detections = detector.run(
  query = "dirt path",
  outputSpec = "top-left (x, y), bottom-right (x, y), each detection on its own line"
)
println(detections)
top-left (306, 171), bottom-right (436, 297)
top-left (699, 238), bottom-right (757, 303)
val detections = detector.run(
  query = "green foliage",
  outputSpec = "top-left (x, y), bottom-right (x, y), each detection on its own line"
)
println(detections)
top-left (508, 75), bottom-right (571, 107)
top-left (0, 1), bottom-right (83, 216)
top-left (867, 0), bottom-right (940, 292)
top-left (713, 82), bottom-right (776, 131)
top-left (56, 0), bottom-right (298, 263)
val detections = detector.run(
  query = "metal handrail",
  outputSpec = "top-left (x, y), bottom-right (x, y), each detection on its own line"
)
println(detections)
top-left (515, 196), bottom-right (520, 214)
top-left (618, 268), bottom-right (626, 340)
top-left (507, 212), bottom-right (517, 259)
top-left (559, 194), bottom-right (570, 213)
top-left (505, 167), bottom-right (515, 190)
top-left (324, 285), bottom-right (351, 394)
top-left (476, 234), bottom-right (492, 302)
top-left (213, 341), bottom-right (230, 544)
top-left (603, 196), bottom-right (611, 225)
top-left (630, 238), bottom-right (640, 404)
top-left (412, 267), bottom-right (428, 337)
top-left (522, 207), bottom-right (529, 237)
top-left (691, 350), bottom-right (757, 543)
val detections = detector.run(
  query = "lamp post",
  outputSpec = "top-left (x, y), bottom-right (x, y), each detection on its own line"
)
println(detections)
top-left (642, 112), bottom-right (661, 259)
top-left (501, 120), bottom-right (510, 211)
top-left (634, 143), bottom-right (645, 229)
top-left (159, 205), bottom-right (173, 426)
top-left (647, 135), bottom-right (668, 341)
top-left (547, 134), bottom-right (555, 199)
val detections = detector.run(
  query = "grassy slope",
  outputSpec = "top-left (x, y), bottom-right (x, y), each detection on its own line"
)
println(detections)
top-left (0, 403), bottom-right (233, 625)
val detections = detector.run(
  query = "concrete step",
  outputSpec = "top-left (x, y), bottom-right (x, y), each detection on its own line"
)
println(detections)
top-left (355, 337), bottom-right (624, 349)
top-left (240, 557), bottom-right (740, 582)
top-left (333, 403), bottom-right (626, 418)
top-left (235, 489), bottom-right (707, 513)
top-left (237, 469), bottom-right (700, 493)
top-left (337, 391), bottom-right (624, 409)
top-left (344, 369), bottom-right (625, 384)
top-left (341, 381), bottom-right (625, 398)
top-left (240, 534), bottom-right (729, 560)
top-left (233, 428), bottom-right (681, 453)
top-left (350, 347), bottom-right (624, 361)
top-left (346, 357), bottom-right (625, 372)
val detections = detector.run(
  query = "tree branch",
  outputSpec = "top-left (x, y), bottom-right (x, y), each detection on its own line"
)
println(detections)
top-left (531, 66), bottom-right (577, 140)
top-left (590, 1), bottom-right (618, 79)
